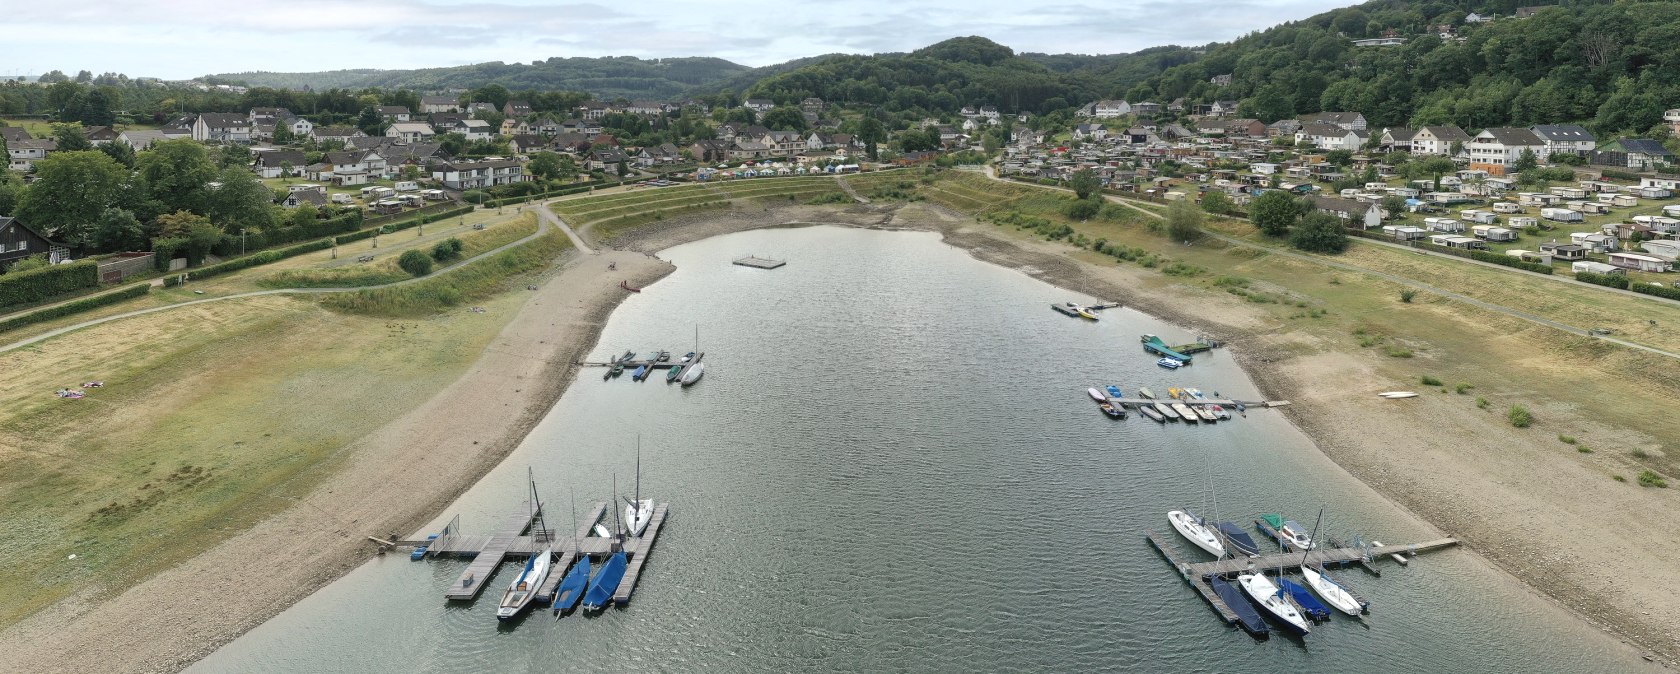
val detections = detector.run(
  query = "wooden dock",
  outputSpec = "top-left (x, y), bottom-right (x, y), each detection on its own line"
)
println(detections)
top-left (535, 501), bottom-right (608, 603)
top-left (584, 351), bottom-right (704, 370)
top-left (733, 256), bottom-right (785, 269)
top-left (1100, 396), bottom-right (1289, 410)
top-left (1149, 526), bottom-right (1457, 629)
top-left (440, 499), bottom-right (545, 601)
top-left (614, 502), bottom-right (669, 605)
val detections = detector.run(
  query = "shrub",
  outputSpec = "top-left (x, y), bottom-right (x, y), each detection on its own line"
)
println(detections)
top-left (1385, 346), bottom-right (1414, 358)
top-left (1577, 445), bottom-right (1594, 453)
top-left (398, 250), bottom-right (433, 276)
top-left (431, 237), bottom-right (464, 262)
top-left (461, 190), bottom-right (488, 204)
top-left (1455, 383), bottom-right (1473, 394)
top-left (0, 283), bottom-right (150, 334)
top-left (1557, 434), bottom-right (1576, 444)
top-left (1476, 396), bottom-right (1490, 409)
top-left (1062, 197), bottom-right (1101, 220)
top-left (1421, 375), bottom-right (1442, 386)
top-left (1631, 448), bottom-right (1650, 459)
top-left (1467, 249), bottom-right (1553, 274)
top-left (188, 239), bottom-right (331, 281)
top-left (0, 259), bottom-right (100, 308)
top-left (1631, 283), bottom-right (1680, 301)
top-left (1400, 289), bottom-right (1417, 303)
top-left (1507, 404), bottom-right (1532, 428)
top-left (1638, 470), bottom-right (1667, 488)
top-left (1613, 474), bottom-right (1626, 482)
top-left (1575, 271), bottom-right (1631, 289)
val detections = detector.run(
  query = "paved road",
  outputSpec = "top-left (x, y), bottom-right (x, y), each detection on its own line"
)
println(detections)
top-left (972, 167), bottom-right (1680, 360)
top-left (0, 208), bottom-right (557, 355)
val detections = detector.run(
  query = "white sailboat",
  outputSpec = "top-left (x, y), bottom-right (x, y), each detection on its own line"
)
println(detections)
top-left (624, 438), bottom-right (653, 537)
top-left (496, 547), bottom-right (554, 620)
top-left (1168, 510), bottom-right (1225, 557)
top-left (1237, 572), bottom-right (1311, 635)
top-left (680, 324), bottom-right (705, 387)
top-left (1302, 566), bottom-right (1365, 616)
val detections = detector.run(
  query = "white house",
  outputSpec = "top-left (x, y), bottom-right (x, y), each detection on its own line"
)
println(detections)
top-left (1090, 100), bottom-right (1131, 118)
top-left (385, 122), bottom-right (436, 143)
top-left (1411, 125), bottom-right (1471, 156)
top-left (192, 113), bottom-right (252, 143)
top-left (1073, 124), bottom-right (1108, 141)
top-left (1529, 124), bottom-right (1596, 156)
top-left (1467, 127), bottom-right (1546, 176)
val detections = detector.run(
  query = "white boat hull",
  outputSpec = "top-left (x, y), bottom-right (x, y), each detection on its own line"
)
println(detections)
top-left (680, 362), bottom-right (705, 386)
top-left (593, 523), bottom-right (612, 538)
top-left (1303, 566), bottom-right (1364, 616)
top-left (1237, 572), bottom-right (1311, 634)
top-left (625, 499), bottom-right (653, 537)
top-left (496, 548), bottom-right (554, 620)
top-left (1168, 510), bottom-right (1225, 557)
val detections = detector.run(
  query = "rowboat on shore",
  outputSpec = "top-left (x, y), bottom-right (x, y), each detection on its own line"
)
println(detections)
top-left (1378, 391), bottom-right (1419, 399)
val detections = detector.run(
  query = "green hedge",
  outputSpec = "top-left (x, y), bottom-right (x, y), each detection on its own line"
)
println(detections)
top-left (0, 282), bottom-right (150, 334)
top-left (162, 275), bottom-right (183, 288)
top-left (1576, 270), bottom-right (1631, 289)
top-left (1631, 282), bottom-right (1680, 301)
top-left (1469, 249), bottom-right (1554, 274)
top-left (0, 259), bottom-right (100, 308)
top-left (187, 239), bottom-right (333, 281)
top-left (486, 181), bottom-right (628, 208)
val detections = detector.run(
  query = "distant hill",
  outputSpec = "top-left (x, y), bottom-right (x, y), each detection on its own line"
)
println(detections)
top-left (214, 56), bottom-right (751, 100)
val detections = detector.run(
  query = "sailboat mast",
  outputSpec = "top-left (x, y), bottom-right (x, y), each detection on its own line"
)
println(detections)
top-left (635, 436), bottom-right (641, 507)
top-left (1301, 507), bottom-right (1325, 569)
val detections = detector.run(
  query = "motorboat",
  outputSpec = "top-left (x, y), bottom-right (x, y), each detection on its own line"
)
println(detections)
top-left (495, 548), bottom-right (554, 620)
top-left (1211, 405), bottom-right (1231, 420)
top-left (1138, 405), bottom-right (1165, 422)
top-left (1261, 514), bottom-right (1314, 550)
top-left (657, 351), bottom-right (670, 362)
top-left (1214, 521), bottom-right (1260, 557)
top-left (1170, 402), bottom-right (1199, 423)
top-left (1168, 510), bottom-right (1225, 557)
top-left (680, 361), bottom-right (705, 386)
top-left (1303, 565), bottom-right (1368, 616)
top-left (1137, 387), bottom-right (1156, 399)
top-left (1153, 402), bottom-right (1179, 420)
top-left (1098, 402), bottom-right (1124, 419)
top-left (1237, 572), bottom-right (1311, 635)
top-left (1194, 406), bottom-right (1218, 423)
top-left (1087, 387), bottom-right (1108, 402)
top-left (1157, 357), bottom-right (1183, 370)
top-left (681, 351), bottom-right (695, 362)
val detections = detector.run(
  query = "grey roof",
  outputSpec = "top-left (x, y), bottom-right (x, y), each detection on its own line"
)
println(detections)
top-left (1530, 124), bottom-right (1596, 142)
top-left (421, 95), bottom-right (458, 105)
top-left (1420, 125), bottom-right (1472, 142)
top-left (1613, 138), bottom-right (1672, 155)
top-left (286, 190), bottom-right (328, 206)
top-left (1478, 127), bottom-right (1544, 146)
top-left (1300, 111), bottom-right (1364, 125)
top-left (1301, 122), bottom-right (1350, 137)
top-left (1382, 127), bottom-right (1417, 141)
top-left (314, 126), bottom-right (362, 137)
top-left (199, 113), bottom-right (250, 129)
top-left (1309, 195), bottom-right (1374, 213)
top-left (0, 127), bottom-right (31, 141)
top-left (255, 150), bottom-right (306, 167)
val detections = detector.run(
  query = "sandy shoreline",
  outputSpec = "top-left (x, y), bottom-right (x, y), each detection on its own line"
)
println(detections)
top-left (1, 197), bottom-right (1667, 670)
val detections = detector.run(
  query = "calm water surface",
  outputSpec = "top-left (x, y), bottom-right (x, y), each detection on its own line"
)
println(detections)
top-left (194, 225), bottom-right (1646, 673)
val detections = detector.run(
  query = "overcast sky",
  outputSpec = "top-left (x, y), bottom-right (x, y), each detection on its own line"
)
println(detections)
top-left (6, 0), bottom-right (1353, 80)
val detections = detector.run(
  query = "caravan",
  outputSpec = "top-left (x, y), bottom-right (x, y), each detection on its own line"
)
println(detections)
top-left (1540, 208), bottom-right (1583, 223)
top-left (1472, 225), bottom-right (1516, 241)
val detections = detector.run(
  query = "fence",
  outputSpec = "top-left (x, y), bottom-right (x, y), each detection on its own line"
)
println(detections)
top-left (364, 201), bottom-right (468, 227)
top-left (97, 253), bottom-right (155, 283)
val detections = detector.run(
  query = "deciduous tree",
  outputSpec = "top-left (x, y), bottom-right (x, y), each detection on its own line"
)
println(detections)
top-left (1250, 190), bottom-right (1299, 237)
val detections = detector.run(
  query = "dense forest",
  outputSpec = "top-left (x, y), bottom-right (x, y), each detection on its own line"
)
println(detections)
top-left (216, 56), bottom-right (751, 100)
top-left (1124, 0), bottom-right (1680, 138)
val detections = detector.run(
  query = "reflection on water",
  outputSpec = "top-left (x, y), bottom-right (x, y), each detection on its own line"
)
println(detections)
top-left (193, 226), bottom-right (1642, 673)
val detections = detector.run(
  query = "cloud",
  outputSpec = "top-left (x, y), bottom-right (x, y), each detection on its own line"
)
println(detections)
top-left (1, 0), bottom-right (1353, 79)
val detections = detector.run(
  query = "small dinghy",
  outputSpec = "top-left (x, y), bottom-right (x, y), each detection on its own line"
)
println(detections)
top-left (1099, 402), bottom-right (1125, 419)
top-left (1138, 405), bottom-right (1166, 422)
top-left (1157, 357), bottom-right (1183, 370)
top-left (1105, 385), bottom-right (1124, 399)
top-left (1153, 402), bottom-right (1179, 420)
top-left (1087, 387), bottom-right (1108, 402)
top-left (1211, 405), bottom-right (1231, 420)
top-left (1137, 387), bottom-right (1156, 399)
top-left (1171, 402), bottom-right (1199, 423)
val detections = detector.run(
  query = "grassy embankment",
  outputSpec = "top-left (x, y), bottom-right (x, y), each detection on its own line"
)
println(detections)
top-left (550, 176), bottom-right (848, 241)
top-left (923, 169), bottom-right (1680, 480)
top-left (0, 223), bottom-right (571, 629)
top-left (258, 213), bottom-right (539, 289)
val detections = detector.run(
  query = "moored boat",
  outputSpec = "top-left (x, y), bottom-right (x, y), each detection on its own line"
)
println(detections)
top-left (1099, 402), bottom-right (1124, 419)
top-left (1052, 302), bottom-right (1081, 317)
top-left (581, 550), bottom-right (627, 612)
top-left (1214, 521), bottom-right (1260, 557)
top-left (1261, 513), bottom-right (1314, 550)
top-left (1194, 406), bottom-right (1218, 422)
top-left (1077, 306), bottom-right (1098, 320)
top-left (1137, 387), bottom-right (1156, 399)
top-left (1303, 565), bottom-right (1368, 615)
top-left (1278, 577), bottom-right (1332, 622)
top-left (1212, 405), bottom-right (1231, 420)
top-left (1187, 388), bottom-right (1205, 399)
top-left (1153, 401), bottom-right (1179, 420)
top-left (1209, 576), bottom-right (1269, 637)
top-left (610, 362), bottom-right (625, 378)
top-left (1171, 402), bottom-right (1199, 423)
top-left (1237, 572), bottom-right (1311, 635)
top-left (1168, 510), bottom-right (1225, 556)
top-left (666, 364), bottom-right (683, 382)
top-left (680, 361), bottom-right (705, 386)
top-left (1138, 405), bottom-right (1166, 422)
top-left (631, 364), bottom-right (649, 381)
top-left (1167, 387), bottom-right (1183, 399)
top-left (496, 548), bottom-right (554, 620)
top-left (1087, 387), bottom-right (1107, 402)
top-left (1105, 385), bottom-right (1124, 399)
top-left (1157, 357), bottom-right (1183, 370)
top-left (625, 445), bottom-right (653, 537)
top-left (551, 554), bottom-right (592, 616)
top-left (681, 351), bottom-right (695, 362)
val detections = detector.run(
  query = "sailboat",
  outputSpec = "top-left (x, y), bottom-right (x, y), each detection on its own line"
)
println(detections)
top-left (1297, 509), bottom-right (1367, 615)
top-left (1237, 572), bottom-right (1311, 635)
top-left (582, 480), bottom-right (628, 612)
top-left (679, 325), bottom-right (705, 387)
top-left (552, 493), bottom-right (592, 616)
top-left (624, 439), bottom-right (653, 537)
top-left (1278, 577), bottom-right (1332, 622)
top-left (1214, 522), bottom-right (1261, 557)
top-left (1168, 510), bottom-right (1225, 557)
top-left (496, 547), bottom-right (554, 620)
top-left (1210, 576), bottom-right (1269, 637)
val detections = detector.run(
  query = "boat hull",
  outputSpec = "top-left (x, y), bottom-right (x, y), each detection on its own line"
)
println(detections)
top-left (1237, 573), bottom-right (1311, 635)
top-left (1138, 405), bottom-right (1166, 422)
top-left (496, 549), bottom-right (553, 620)
top-left (1303, 566), bottom-right (1366, 615)
top-left (1168, 510), bottom-right (1225, 557)
top-left (582, 551), bottom-right (628, 611)
top-left (680, 362), bottom-right (705, 386)
top-left (552, 555), bottom-right (592, 615)
top-left (625, 500), bottom-right (653, 537)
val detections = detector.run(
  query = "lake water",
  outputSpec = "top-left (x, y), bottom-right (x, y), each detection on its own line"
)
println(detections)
top-left (193, 225), bottom-right (1645, 673)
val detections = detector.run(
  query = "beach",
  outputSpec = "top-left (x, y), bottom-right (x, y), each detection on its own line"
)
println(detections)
top-left (0, 197), bottom-right (1670, 670)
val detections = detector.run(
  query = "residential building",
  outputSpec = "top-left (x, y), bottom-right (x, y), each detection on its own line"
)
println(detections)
top-left (450, 119), bottom-right (493, 141)
top-left (1466, 127), bottom-right (1546, 175)
top-left (193, 113), bottom-right (252, 143)
top-left (6, 138), bottom-right (54, 172)
top-left (312, 126), bottom-right (366, 144)
top-left (286, 117), bottom-right (314, 138)
top-left (252, 149), bottom-right (306, 178)
top-left (1224, 118), bottom-right (1265, 137)
top-left (464, 102), bottom-right (496, 117)
top-left (1380, 127), bottom-right (1417, 152)
top-left (248, 107), bottom-right (293, 124)
top-left (82, 125), bottom-right (118, 146)
top-left (1073, 124), bottom-right (1108, 141)
top-left (1210, 100), bottom-right (1240, 117)
top-left (1309, 195), bottom-right (1384, 229)
top-left (430, 159), bottom-right (527, 189)
top-left (0, 217), bottom-right (67, 269)
top-left (744, 98), bottom-right (775, 113)
top-left (502, 101), bottom-right (532, 117)
top-left (281, 190), bottom-right (328, 209)
top-left (626, 101), bottom-right (663, 116)
top-left (578, 101), bottom-right (611, 120)
top-left (728, 140), bottom-right (771, 160)
top-left (589, 147), bottom-right (631, 171)
top-left (690, 139), bottom-right (731, 163)
top-left (1411, 125), bottom-right (1471, 156)
top-left (0, 127), bottom-right (30, 143)
top-left (117, 129), bottom-right (166, 151)
top-left (420, 95), bottom-right (459, 113)
top-left (1089, 100), bottom-right (1131, 118)
top-left (1298, 111), bottom-right (1367, 131)
top-left (385, 122), bottom-right (436, 143)
top-left (508, 134), bottom-right (546, 154)
top-left (635, 143), bottom-right (682, 167)
top-left (1131, 102), bottom-right (1162, 117)
top-left (377, 106), bottom-right (412, 122)
top-left (1296, 123), bottom-right (1363, 151)
top-left (1529, 124), bottom-right (1596, 156)
top-left (1210, 74), bottom-right (1232, 87)
top-left (1595, 138), bottom-right (1676, 170)
top-left (761, 130), bottom-right (804, 156)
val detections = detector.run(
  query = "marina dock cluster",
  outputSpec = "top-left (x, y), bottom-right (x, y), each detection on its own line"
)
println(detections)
top-left (592, 349), bottom-right (706, 384)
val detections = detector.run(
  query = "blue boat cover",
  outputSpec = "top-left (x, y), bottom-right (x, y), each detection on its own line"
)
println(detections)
top-left (1278, 578), bottom-right (1331, 622)
top-left (1106, 385), bottom-right (1124, 398)
top-left (1209, 576), bottom-right (1269, 636)
top-left (582, 551), bottom-right (627, 609)
top-left (1215, 522), bottom-right (1261, 557)
top-left (552, 555), bottom-right (592, 614)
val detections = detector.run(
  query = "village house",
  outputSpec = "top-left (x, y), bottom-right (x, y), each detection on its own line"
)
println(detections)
top-left (1298, 111), bottom-right (1367, 131)
top-left (117, 129), bottom-right (166, 151)
top-left (285, 117), bottom-right (314, 138)
top-left (1411, 125), bottom-right (1471, 156)
top-left (1296, 123), bottom-right (1364, 151)
top-left (1529, 124), bottom-right (1595, 156)
top-left (1380, 127), bottom-right (1416, 152)
top-left (0, 127), bottom-right (29, 143)
top-left (252, 149), bottom-right (306, 178)
top-left (1131, 102), bottom-right (1163, 117)
top-left (626, 101), bottom-right (663, 116)
top-left (577, 101), bottom-right (612, 120)
top-left (729, 139), bottom-right (771, 160)
top-left (420, 95), bottom-right (459, 113)
top-left (376, 106), bottom-right (412, 122)
top-left (744, 98), bottom-right (776, 113)
top-left (192, 113), bottom-right (252, 143)
top-left (311, 126), bottom-right (367, 144)
top-left (449, 119), bottom-right (493, 142)
top-left (502, 101), bottom-right (532, 117)
top-left (385, 122), bottom-right (436, 143)
top-left (1224, 118), bottom-right (1265, 137)
top-left (281, 189), bottom-right (328, 209)
top-left (6, 138), bottom-right (54, 172)
top-left (1088, 100), bottom-right (1131, 118)
top-left (1595, 139), bottom-right (1676, 170)
top-left (431, 159), bottom-right (527, 190)
top-left (1073, 124), bottom-right (1108, 141)
top-left (588, 147), bottom-right (631, 171)
top-left (1467, 127), bottom-right (1546, 175)
top-left (508, 134), bottom-right (546, 154)
top-left (690, 139), bottom-right (731, 163)
top-left (1308, 194), bottom-right (1384, 229)
top-left (247, 107), bottom-right (293, 125)
top-left (0, 217), bottom-right (68, 269)
top-left (83, 125), bottom-right (118, 146)
top-left (635, 143), bottom-right (682, 167)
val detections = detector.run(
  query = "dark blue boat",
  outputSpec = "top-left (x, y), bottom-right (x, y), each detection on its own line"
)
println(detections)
top-left (1278, 577), bottom-right (1332, 622)
top-left (581, 551), bottom-right (627, 611)
top-left (1215, 522), bottom-right (1261, 557)
top-left (551, 555), bottom-right (592, 616)
top-left (1209, 576), bottom-right (1269, 636)
top-left (631, 365), bottom-right (648, 381)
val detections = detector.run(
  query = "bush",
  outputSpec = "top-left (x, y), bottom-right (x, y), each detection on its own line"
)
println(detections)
top-left (1456, 383), bottom-right (1474, 394)
top-left (398, 250), bottom-right (433, 276)
top-left (1507, 404), bottom-right (1533, 428)
top-left (1467, 249), bottom-right (1553, 274)
top-left (0, 259), bottom-right (100, 308)
top-left (1476, 396), bottom-right (1489, 409)
top-left (1631, 448), bottom-right (1649, 459)
top-left (1557, 434), bottom-right (1575, 444)
top-left (1631, 282), bottom-right (1680, 301)
top-left (1400, 289), bottom-right (1417, 303)
top-left (1062, 197), bottom-right (1101, 220)
top-left (1385, 346), bottom-right (1415, 358)
top-left (1421, 375), bottom-right (1442, 386)
top-left (431, 237), bottom-right (464, 262)
top-left (461, 190), bottom-right (488, 204)
top-left (1638, 470), bottom-right (1668, 488)
top-left (1575, 271), bottom-right (1630, 289)
top-left (0, 283), bottom-right (150, 334)
top-left (187, 239), bottom-right (332, 281)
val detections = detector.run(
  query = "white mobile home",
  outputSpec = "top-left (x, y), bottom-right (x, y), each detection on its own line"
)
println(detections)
top-left (1506, 249), bottom-right (1552, 265)
top-left (1519, 192), bottom-right (1561, 206)
top-left (1492, 202), bottom-right (1523, 214)
top-left (1425, 217), bottom-right (1465, 232)
top-left (1382, 225), bottom-right (1428, 241)
top-left (1607, 252), bottom-right (1672, 273)
top-left (1430, 234), bottom-right (1486, 250)
top-left (394, 181), bottom-right (419, 192)
top-left (1459, 209), bottom-right (1497, 224)
top-left (1572, 232), bottom-right (1618, 252)
top-left (1549, 186), bottom-right (1588, 199)
top-left (1569, 201), bottom-right (1611, 215)
top-left (1663, 204), bottom-right (1680, 218)
top-left (1572, 260), bottom-right (1622, 275)
top-left (1609, 194), bottom-right (1639, 208)
top-left (421, 189), bottom-right (448, 201)
top-left (1541, 208), bottom-right (1583, 222)
top-left (1508, 216), bottom-right (1539, 229)
top-left (1631, 215), bottom-right (1680, 232)
top-left (1638, 186), bottom-right (1672, 199)
top-left (1473, 225), bottom-right (1516, 241)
